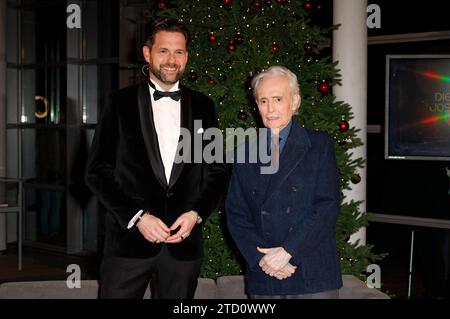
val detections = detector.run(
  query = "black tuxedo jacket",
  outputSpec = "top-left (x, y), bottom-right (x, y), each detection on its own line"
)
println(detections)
top-left (85, 81), bottom-right (229, 260)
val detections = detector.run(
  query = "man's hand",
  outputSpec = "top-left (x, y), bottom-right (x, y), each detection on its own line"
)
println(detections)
top-left (165, 210), bottom-right (198, 244)
top-left (137, 214), bottom-right (170, 243)
top-left (257, 246), bottom-right (292, 276)
top-left (273, 263), bottom-right (297, 280)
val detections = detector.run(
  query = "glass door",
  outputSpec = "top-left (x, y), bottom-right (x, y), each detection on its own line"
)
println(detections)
top-left (6, 0), bottom-right (119, 255)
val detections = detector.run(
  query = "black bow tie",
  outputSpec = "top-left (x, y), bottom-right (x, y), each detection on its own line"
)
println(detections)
top-left (153, 90), bottom-right (182, 101)
top-left (148, 80), bottom-right (181, 101)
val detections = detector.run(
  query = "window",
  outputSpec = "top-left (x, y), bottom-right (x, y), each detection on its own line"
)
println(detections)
top-left (6, 0), bottom-right (118, 254)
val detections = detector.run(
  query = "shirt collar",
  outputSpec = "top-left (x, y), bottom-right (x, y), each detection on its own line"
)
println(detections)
top-left (148, 78), bottom-right (180, 92)
top-left (270, 118), bottom-right (293, 140)
top-left (267, 118), bottom-right (293, 153)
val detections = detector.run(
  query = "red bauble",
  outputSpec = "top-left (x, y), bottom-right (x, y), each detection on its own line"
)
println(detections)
top-left (218, 199), bottom-right (225, 211)
top-left (339, 120), bottom-right (349, 132)
top-left (217, 42), bottom-right (222, 47)
top-left (227, 43), bottom-right (237, 52)
top-left (318, 81), bottom-right (330, 94)
top-left (238, 110), bottom-right (248, 121)
top-left (207, 79), bottom-right (216, 85)
top-left (253, 0), bottom-right (263, 8)
top-left (304, 42), bottom-right (314, 52)
top-left (157, 1), bottom-right (167, 9)
top-left (272, 43), bottom-right (280, 53)
top-left (208, 34), bottom-right (217, 42)
top-left (222, 0), bottom-right (233, 6)
top-left (234, 33), bottom-right (244, 44)
top-left (188, 70), bottom-right (198, 82)
top-left (305, 1), bottom-right (312, 9)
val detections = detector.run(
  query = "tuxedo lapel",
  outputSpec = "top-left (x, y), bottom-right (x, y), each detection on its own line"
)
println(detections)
top-left (168, 85), bottom-right (192, 189)
top-left (137, 81), bottom-right (168, 188)
top-left (261, 122), bottom-right (311, 204)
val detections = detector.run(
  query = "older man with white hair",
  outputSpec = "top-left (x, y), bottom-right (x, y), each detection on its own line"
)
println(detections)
top-left (226, 65), bottom-right (342, 299)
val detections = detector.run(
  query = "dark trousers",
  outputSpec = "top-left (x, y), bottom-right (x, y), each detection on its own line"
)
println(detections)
top-left (251, 289), bottom-right (339, 299)
top-left (100, 244), bottom-right (202, 299)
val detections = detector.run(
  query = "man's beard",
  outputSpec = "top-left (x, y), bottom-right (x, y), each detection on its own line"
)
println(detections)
top-left (150, 63), bottom-right (184, 85)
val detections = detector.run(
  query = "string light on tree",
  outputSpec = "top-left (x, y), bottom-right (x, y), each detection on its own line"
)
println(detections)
top-left (306, 55), bottom-right (314, 63)
top-left (338, 139), bottom-right (348, 147)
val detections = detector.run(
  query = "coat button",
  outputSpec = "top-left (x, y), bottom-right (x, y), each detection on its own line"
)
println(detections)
top-left (166, 192), bottom-right (173, 198)
top-left (261, 210), bottom-right (268, 215)
top-left (252, 190), bottom-right (256, 196)
top-left (291, 185), bottom-right (298, 192)
top-left (286, 207), bottom-right (292, 214)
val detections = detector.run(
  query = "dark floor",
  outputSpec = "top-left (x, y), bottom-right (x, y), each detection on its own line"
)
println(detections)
top-left (367, 222), bottom-right (450, 299)
top-left (1, 222), bottom-right (449, 299)
top-left (0, 244), bottom-right (100, 284)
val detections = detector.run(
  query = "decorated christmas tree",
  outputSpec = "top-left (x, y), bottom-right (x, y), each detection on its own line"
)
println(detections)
top-left (146, 0), bottom-right (384, 279)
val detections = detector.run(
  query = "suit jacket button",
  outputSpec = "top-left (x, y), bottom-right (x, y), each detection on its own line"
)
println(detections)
top-left (286, 207), bottom-right (292, 214)
top-left (261, 210), bottom-right (268, 215)
top-left (166, 192), bottom-right (173, 198)
top-left (291, 185), bottom-right (298, 192)
top-left (252, 190), bottom-right (256, 196)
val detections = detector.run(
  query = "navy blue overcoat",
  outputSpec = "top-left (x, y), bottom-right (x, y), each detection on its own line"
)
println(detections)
top-left (226, 120), bottom-right (343, 295)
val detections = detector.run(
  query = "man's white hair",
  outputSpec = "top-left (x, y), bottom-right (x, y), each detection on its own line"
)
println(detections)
top-left (251, 65), bottom-right (301, 110)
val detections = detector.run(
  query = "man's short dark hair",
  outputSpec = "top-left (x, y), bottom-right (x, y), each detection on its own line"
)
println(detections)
top-left (145, 17), bottom-right (190, 48)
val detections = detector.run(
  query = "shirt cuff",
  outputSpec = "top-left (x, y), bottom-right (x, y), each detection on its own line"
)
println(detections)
top-left (192, 210), bottom-right (202, 224)
top-left (127, 210), bottom-right (145, 229)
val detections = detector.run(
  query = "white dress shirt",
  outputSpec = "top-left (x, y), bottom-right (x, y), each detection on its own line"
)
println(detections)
top-left (148, 80), bottom-right (181, 184)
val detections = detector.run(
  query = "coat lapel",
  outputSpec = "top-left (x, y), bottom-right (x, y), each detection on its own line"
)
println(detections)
top-left (261, 121), bottom-right (311, 204)
top-left (137, 81), bottom-right (168, 189)
top-left (168, 85), bottom-right (192, 189)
